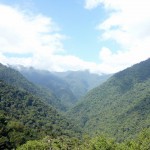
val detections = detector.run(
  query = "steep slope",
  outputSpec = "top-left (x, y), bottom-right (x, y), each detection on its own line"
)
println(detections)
top-left (68, 58), bottom-right (150, 140)
top-left (0, 63), bottom-right (65, 111)
top-left (0, 80), bottom-right (81, 148)
top-left (55, 70), bottom-right (111, 99)
top-left (17, 67), bottom-right (77, 108)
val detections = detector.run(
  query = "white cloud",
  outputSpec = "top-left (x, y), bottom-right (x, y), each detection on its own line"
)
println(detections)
top-left (85, 0), bottom-right (150, 73)
top-left (0, 4), bottom-right (64, 55)
top-left (85, 0), bottom-right (102, 9)
top-left (1, 1), bottom-right (150, 75)
top-left (0, 4), bottom-right (103, 74)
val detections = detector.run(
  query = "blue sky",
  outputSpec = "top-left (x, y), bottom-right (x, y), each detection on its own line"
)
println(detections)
top-left (21, 0), bottom-right (107, 62)
top-left (0, 0), bottom-right (150, 74)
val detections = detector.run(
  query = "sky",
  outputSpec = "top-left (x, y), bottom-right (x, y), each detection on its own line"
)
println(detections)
top-left (0, 0), bottom-right (150, 74)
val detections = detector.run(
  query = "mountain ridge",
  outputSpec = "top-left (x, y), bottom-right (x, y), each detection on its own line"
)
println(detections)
top-left (68, 58), bottom-right (150, 140)
top-left (14, 66), bottom-right (111, 108)
top-left (15, 66), bottom-right (77, 109)
top-left (0, 63), bottom-right (66, 111)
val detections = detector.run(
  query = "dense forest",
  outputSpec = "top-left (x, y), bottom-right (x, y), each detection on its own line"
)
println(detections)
top-left (17, 67), bottom-right (77, 108)
top-left (0, 59), bottom-right (150, 149)
top-left (0, 64), bottom-right (65, 111)
top-left (0, 80), bottom-right (81, 149)
top-left (68, 59), bottom-right (150, 140)
top-left (15, 66), bottom-right (109, 108)
top-left (54, 70), bottom-right (111, 99)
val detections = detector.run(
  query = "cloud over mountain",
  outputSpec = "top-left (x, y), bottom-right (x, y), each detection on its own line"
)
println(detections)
top-left (85, 0), bottom-right (150, 72)
top-left (1, 1), bottom-right (150, 74)
top-left (0, 4), bottom-right (104, 74)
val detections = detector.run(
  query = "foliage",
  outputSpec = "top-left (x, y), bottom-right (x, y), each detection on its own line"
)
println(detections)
top-left (116, 128), bottom-right (150, 150)
top-left (1, 59), bottom-right (150, 149)
top-left (17, 136), bottom-right (81, 150)
top-left (89, 136), bottom-right (116, 150)
top-left (18, 67), bottom-right (77, 109)
top-left (68, 59), bottom-right (150, 140)
top-left (17, 140), bottom-right (49, 150)
top-left (55, 70), bottom-right (111, 99)
top-left (0, 112), bottom-right (37, 149)
top-left (0, 80), bottom-right (82, 149)
top-left (16, 67), bottom-right (111, 109)
top-left (17, 128), bottom-right (150, 150)
top-left (0, 63), bottom-right (65, 111)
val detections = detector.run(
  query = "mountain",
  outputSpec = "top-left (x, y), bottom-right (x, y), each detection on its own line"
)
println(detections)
top-left (0, 64), bottom-right (81, 148)
top-left (0, 63), bottom-right (65, 111)
top-left (17, 67), bottom-right (110, 108)
top-left (17, 67), bottom-right (77, 108)
top-left (68, 58), bottom-right (150, 140)
top-left (54, 70), bottom-right (111, 99)
top-left (1, 61), bottom-right (150, 149)
top-left (0, 80), bottom-right (81, 149)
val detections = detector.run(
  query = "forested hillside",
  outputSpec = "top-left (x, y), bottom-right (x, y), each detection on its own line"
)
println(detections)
top-left (0, 80), bottom-right (81, 149)
top-left (15, 67), bottom-right (110, 108)
top-left (54, 70), bottom-right (111, 99)
top-left (0, 64), bottom-right (65, 111)
top-left (17, 128), bottom-right (150, 150)
top-left (68, 58), bottom-right (150, 140)
top-left (17, 67), bottom-right (77, 108)
top-left (0, 60), bottom-right (150, 149)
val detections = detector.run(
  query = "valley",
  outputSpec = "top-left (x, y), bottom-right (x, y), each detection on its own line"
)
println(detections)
top-left (0, 0), bottom-right (150, 149)
top-left (0, 59), bottom-right (150, 149)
